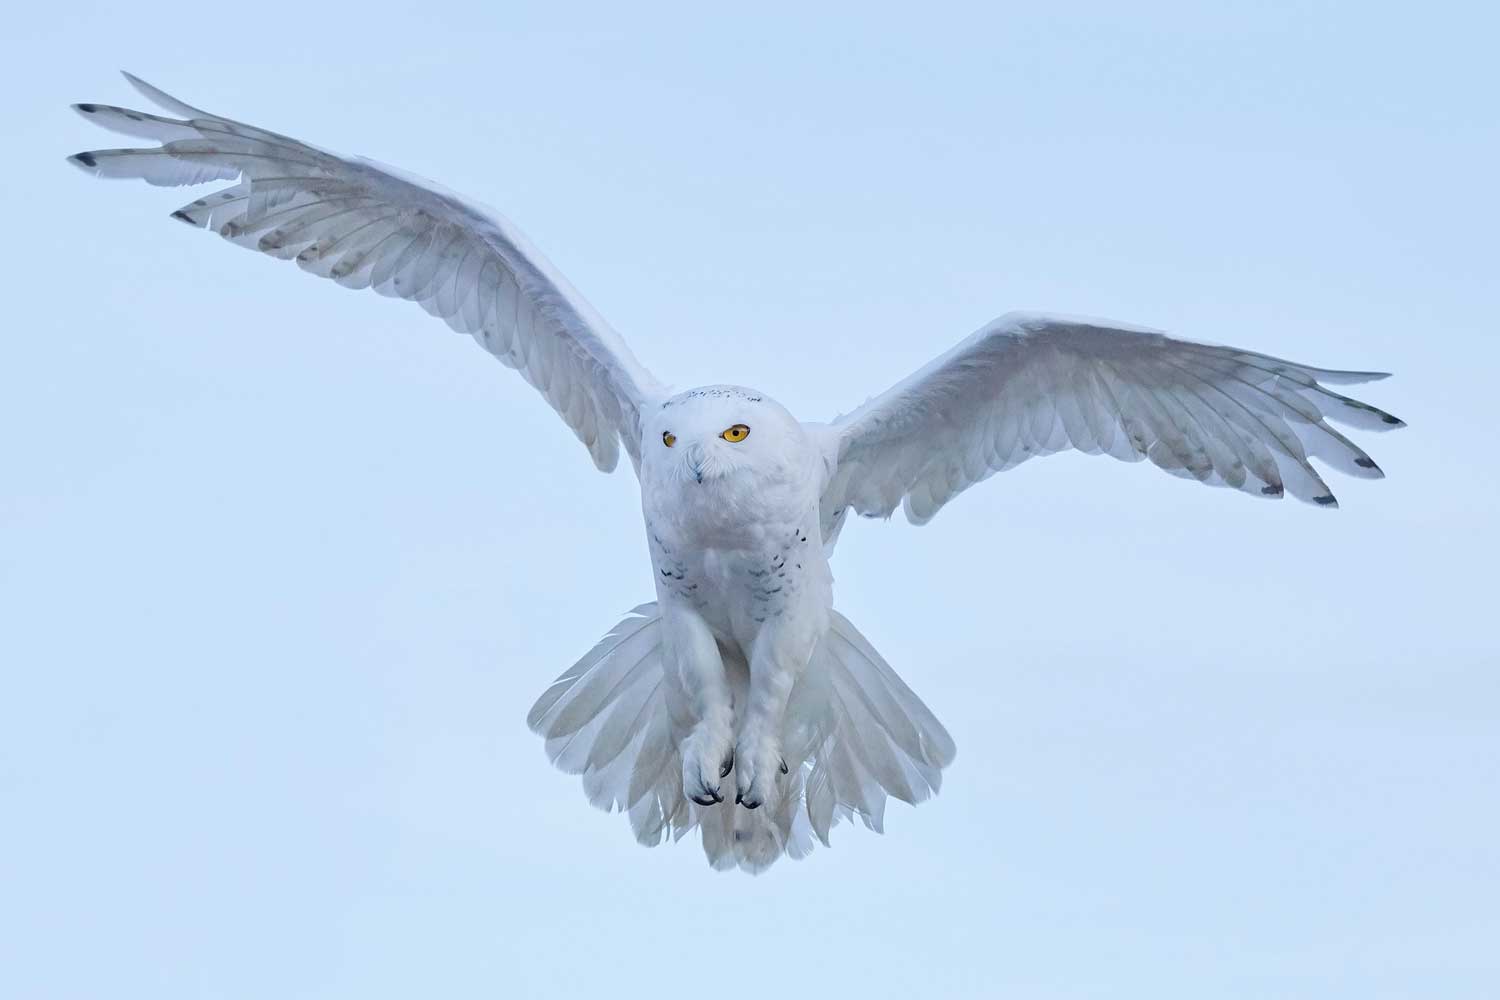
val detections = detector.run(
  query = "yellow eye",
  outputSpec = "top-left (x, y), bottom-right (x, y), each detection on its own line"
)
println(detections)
top-left (662, 431), bottom-right (676, 448)
top-left (721, 424), bottom-right (750, 443)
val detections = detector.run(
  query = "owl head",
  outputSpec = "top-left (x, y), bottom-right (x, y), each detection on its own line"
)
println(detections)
top-left (642, 385), bottom-right (802, 486)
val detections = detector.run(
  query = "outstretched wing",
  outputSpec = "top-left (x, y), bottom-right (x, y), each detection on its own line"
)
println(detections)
top-left (69, 73), bottom-right (665, 471)
top-left (819, 311), bottom-right (1403, 534)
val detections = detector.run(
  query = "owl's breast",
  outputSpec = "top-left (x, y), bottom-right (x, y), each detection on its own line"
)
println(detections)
top-left (643, 471), bottom-right (830, 645)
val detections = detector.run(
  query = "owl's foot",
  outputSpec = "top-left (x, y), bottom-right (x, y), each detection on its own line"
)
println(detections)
top-left (682, 720), bottom-right (734, 807)
top-left (733, 731), bottom-right (786, 810)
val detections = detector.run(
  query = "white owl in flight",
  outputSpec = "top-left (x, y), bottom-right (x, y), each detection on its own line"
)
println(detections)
top-left (71, 75), bottom-right (1404, 872)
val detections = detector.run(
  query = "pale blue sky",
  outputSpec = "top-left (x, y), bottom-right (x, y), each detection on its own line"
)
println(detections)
top-left (4, 3), bottom-right (1497, 998)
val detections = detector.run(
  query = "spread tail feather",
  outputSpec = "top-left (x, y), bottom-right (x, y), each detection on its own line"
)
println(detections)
top-left (527, 603), bottom-right (955, 872)
top-left (798, 611), bottom-right (957, 846)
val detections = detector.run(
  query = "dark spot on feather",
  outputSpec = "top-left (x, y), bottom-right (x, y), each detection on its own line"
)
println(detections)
top-left (1382, 414), bottom-right (1402, 425)
top-left (77, 103), bottom-right (98, 113)
top-left (661, 387), bottom-right (764, 407)
top-left (1314, 494), bottom-right (1338, 506)
top-left (126, 112), bottom-right (142, 121)
top-left (1355, 457), bottom-right (1378, 469)
top-left (169, 210), bottom-right (194, 225)
top-left (1261, 484), bottom-right (1284, 496)
top-left (73, 151), bottom-right (97, 167)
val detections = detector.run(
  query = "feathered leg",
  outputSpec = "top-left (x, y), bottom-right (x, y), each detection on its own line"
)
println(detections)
top-left (662, 603), bottom-right (735, 807)
top-left (734, 607), bottom-right (825, 810)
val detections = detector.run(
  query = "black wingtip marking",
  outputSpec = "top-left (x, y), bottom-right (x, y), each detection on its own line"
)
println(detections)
top-left (1355, 457), bottom-right (1378, 469)
top-left (1261, 484), bottom-right (1284, 497)
top-left (169, 210), bottom-right (195, 225)
top-left (1314, 494), bottom-right (1338, 506)
top-left (76, 102), bottom-right (98, 114)
top-left (1382, 414), bottom-right (1404, 426)
top-left (72, 151), bottom-right (97, 167)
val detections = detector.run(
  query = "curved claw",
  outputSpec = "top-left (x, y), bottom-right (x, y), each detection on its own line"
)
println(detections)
top-left (779, 758), bottom-right (789, 775)
top-left (735, 792), bottom-right (762, 810)
top-left (719, 749), bottom-right (735, 779)
top-left (690, 790), bottom-right (722, 807)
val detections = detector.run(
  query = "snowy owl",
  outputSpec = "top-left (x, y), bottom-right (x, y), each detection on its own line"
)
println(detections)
top-left (70, 75), bottom-right (1404, 873)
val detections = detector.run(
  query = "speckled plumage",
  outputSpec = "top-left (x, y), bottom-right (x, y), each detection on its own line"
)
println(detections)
top-left (72, 75), bottom-right (1403, 872)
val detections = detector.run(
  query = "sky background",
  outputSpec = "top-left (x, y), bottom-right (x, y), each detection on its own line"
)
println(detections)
top-left (4, 3), bottom-right (1497, 998)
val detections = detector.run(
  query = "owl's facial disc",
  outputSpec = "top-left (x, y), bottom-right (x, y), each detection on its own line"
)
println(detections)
top-left (649, 386), bottom-right (788, 486)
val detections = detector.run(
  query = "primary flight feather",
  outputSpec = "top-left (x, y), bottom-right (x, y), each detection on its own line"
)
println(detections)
top-left (70, 74), bottom-right (1404, 872)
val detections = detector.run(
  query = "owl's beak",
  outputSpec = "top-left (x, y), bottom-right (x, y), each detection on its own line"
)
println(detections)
top-left (685, 442), bottom-right (707, 484)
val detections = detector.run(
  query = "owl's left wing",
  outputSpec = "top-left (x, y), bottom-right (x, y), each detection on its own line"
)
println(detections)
top-left (818, 311), bottom-right (1403, 535)
top-left (68, 73), bottom-right (665, 472)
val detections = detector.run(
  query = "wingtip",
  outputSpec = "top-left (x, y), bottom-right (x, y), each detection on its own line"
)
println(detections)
top-left (118, 70), bottom-right (208, 118)
top-left (120, 70), bottom-right (159, 103)
top-left (66, 151), bottom-right (98, 171)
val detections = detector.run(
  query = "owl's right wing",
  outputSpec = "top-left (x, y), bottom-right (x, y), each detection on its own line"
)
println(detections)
top-left (69, 72), bottom-right (666, 472)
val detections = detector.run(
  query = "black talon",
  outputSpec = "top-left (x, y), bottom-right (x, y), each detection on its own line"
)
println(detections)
top-left (779, 758), bottom-right (789, 775)
top-left (719, 749), bottom-right (735, 779)
top-left (690, 793), bottom-right (717, 806)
